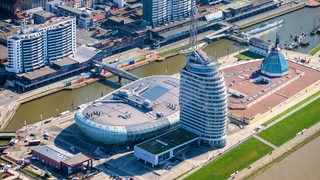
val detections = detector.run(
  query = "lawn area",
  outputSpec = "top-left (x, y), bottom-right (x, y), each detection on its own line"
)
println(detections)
top-left (157, 45), bottom-right (189, 57)
top-left (234, 51), bottom-right (265, 60)
top-left (185, 138), bottom-right (273, 180)
top-left (259, 98), bottom-right (320, 147)
top-left (308, 44), bottom-right (320, 56)
top-left (262, 91), bottom-right (320, 126)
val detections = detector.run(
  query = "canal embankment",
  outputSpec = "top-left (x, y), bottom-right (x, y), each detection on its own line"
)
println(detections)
top-left (15, 54), bottom-right (164, 104)
top-left (0, 102), bottom-right (19, 131)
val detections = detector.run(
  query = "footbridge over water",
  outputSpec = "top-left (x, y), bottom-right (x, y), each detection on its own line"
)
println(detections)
top-left (92, 60), bottom-right (140, 82)
top-left (204, 22), bottom-right (238, 43)
top-left (0, 132), bottom-right (16, 140)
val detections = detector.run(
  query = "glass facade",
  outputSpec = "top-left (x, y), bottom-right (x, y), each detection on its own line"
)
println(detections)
top-left (74, 108), bottom-right (179, 145)
top-left (179, 50), bottom-right (228, 148)
top-left (261, 47), bottom-right (289, 77)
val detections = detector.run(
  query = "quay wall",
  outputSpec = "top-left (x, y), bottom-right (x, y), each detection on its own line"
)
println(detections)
top-left (239, 4), bottom-right (305, 29)
top-left (0, 102), bottom-right (20, 131)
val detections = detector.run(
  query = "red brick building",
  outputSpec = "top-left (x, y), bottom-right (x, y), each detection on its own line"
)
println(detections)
top-left (32, 145), bottom-right (93, 175)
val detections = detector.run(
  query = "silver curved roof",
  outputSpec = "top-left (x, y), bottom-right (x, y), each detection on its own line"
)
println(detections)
top-left (81, 76), bottom-right (180, 127)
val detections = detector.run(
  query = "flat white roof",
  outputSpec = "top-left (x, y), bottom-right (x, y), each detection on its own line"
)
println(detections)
top-left (82, 76), bottom-right (180, 126)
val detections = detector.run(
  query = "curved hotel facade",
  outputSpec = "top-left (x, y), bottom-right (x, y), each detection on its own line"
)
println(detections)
top-left (6, 17), bottom-right (76, 74)
top-left (179, 50), bottom-right (228, 148)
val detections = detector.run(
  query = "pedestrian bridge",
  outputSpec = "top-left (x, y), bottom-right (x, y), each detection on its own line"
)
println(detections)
top-left (92, 60), bottom-right (140, 82)
top-left (0, 132), bottom-right (15, 140)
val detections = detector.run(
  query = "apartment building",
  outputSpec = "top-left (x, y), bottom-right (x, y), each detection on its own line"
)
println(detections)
top-left (143, 0), bottom-right (195, 27)
top-left (6, 17), bottom-right (76, 73)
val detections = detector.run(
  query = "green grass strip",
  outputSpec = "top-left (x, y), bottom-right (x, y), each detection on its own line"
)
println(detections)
top-left (308, 44), bottom-right (320, 56)
top-left (259, 98), bottom-right (320, 146)
top-left (158, 45), bottom-right (189, 57)
top-left (20, 167), bottom-right (47, 179)
top-left (185, 138), bottom-right (273, 180)
top-left (247, 130), bottom-right (320, 179)
top-left (234, 51), bottom-right (265, 60)
top-left (262, 91), bottom-right (320, 126)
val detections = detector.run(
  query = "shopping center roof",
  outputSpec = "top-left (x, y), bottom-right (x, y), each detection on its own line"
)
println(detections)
top-left (82, 76), bottom-right (180, 126)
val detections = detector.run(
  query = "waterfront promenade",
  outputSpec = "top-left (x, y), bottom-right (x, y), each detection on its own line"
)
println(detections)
top-left (1, 50), bottom-right (319, 180)
top-left (172, 81), bottom-right (320, 180)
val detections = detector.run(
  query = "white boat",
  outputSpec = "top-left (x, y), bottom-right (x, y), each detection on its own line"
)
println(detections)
top-left (246, 20), bottom-right (285, 35)
top-left (58, 111), bottom-right (70, 116)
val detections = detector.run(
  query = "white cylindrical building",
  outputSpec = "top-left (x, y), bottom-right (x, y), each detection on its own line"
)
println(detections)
top-left (5, 17), bottom-right (76, 74)
top-left (6, 31), bottom-right (45, 73)
top-left (179, 49), bottom-right (228, 148)
top-left (46, 18), bottom-right (76, 64)
top-left (142, 0), bottom-right (194, 27)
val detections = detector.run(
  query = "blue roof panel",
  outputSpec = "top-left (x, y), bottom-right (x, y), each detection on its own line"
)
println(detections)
top-left (141, 85), bottom-right (168, 100)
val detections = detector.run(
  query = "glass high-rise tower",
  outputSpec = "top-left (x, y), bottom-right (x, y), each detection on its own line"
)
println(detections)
top-left (179, 49), bottom-right (228, 148)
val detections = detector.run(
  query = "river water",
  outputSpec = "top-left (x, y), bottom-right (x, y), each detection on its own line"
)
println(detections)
top-left (5, 6), bottom-right (320, 132)
top-left (256, 136), bottom-right (320, 180)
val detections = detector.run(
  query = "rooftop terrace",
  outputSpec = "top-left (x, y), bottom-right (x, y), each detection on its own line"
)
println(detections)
top-left (223, 60), bottom-right (320, 120)
top-left (136, 128), bottom-right (199, 155)
top-left (217, 0), bottom-right (252, 12)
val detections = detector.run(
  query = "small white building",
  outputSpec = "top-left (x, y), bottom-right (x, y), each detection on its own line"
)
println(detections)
top-left (134, 128), bottom-right (199, 167)
top-left (248, 37), bottom-right (272, 56)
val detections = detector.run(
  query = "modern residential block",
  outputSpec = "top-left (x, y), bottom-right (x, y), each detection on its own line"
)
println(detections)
top-left (142, 0), bottom-right (195, 27)
top-left (6, 17), bottom-right (76, 73)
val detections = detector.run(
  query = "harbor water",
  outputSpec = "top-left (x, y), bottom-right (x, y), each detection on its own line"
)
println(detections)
top-left (5, 6), bottom-right (320, 132)
top-left (242, 6), bottom-right (320, 54)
